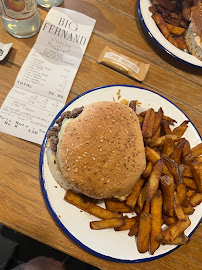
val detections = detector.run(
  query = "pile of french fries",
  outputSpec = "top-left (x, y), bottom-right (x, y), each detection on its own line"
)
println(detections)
top-left (149, 0), bottom-right (192, 50)
top-left (64, 102), bottom-right (202, 255)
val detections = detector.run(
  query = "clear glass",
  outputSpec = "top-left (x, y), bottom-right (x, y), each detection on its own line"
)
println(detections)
top-left (1, 10), bottom-right (41, 38)
top-left (36, 0), bottom-right (63, 8)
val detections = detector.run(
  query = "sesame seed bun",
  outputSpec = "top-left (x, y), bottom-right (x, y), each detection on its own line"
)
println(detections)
top-left (184, 4), bottom-right (202, 61)
top-left (57, 101), bottom-right (146, 200)
top-left (185, 23), bottom-right (202, 61)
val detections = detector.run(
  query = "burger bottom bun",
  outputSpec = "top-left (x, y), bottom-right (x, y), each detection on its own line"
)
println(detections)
top-left (46, 145), bottom-right (71, 191)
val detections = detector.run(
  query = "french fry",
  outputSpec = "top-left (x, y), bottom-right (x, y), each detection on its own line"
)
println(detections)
top-left (149, 134), bottom-right (180, 148)
top-left (143, 201), bottom-right (150, 213)
top-left (143, 161), bottom-right (153, 178)
top-left (168, 35), bottom-right (180, 48)
top-left (172, 126), bottom-right (188, 138)
top-left (184, 177), bottom-right (197, 190)
top-left (137, 114), bottom-right (144, 125)
top-left (162, 135), bottom-right (174, 156)
top-left (146, 159), bottom-right (163, 202)
top-left (115, 216), bottom-right (138, 231)
top-left (178, 164), bottom-right (186, 184)
top-left (105, 199), bottom-right (132, 213)
top-left (152, 13), bottom-right (170, 39)
top-left (145, 146), bottom-right (161, 163)
top-left (183, 151), bottom-right (194, 164)
top-left (152, 107), bottom-right (163, 136)
top-left (145, 146), bottom-right (171, 176)
top-left (164, 216), bottom-right (176, 226)
top-left (137, 212), bottom-right (152, 253)
top-left (183, 165), bottom-right (193, 178)
top-left (189, 193), bottom-right (202, 207)
top-left (181, 204), bottom-right (195, 215)
top-left (182, 140), bottom-right (191, 157)
top-left (152, 126), bottom-right (161, 140)
top-left (150, 190), bottom-right (163, 255)
top-left (156, 215), bottom-right (191, 244)
top-left (162, 120), bottom-right (172, 134)
top-left (149, 4), bottom-right (157, 14)
top-left (126, 177), bottom-right (145, 208)
top-left (166, 23), bottom-right (186, 35)
top-left (142, 108), bottom-right (156, 138)
top-left (174, 192), bottom-right (187, 221)
top-left (172, 120), bottom-right (189, 137)
top-left (176, 183), bottom-right (187, 205)
top-left (134, 204), bottom-right (141, 215)
top-left (195, 156), bottom-right (202, 163)
top-left (162, 155), bottom-right (182, 184)
top-left (191, 163), bottom-right (202, 192)
top-left (172, 140), bottom-right (187, 164)
top-left (160, 175), bottom-right (175, 217)
top-left (182, 196), bottom-right (190, 208)
top-left (157, 0), bottom-right (176, 11)
top-left (128, 216), bottom-right (139, 237)
top-left (173, 36), bottom-right (187, 50)
top-left (191, 143), bottom-right (202, 158)
top-left (186, 189), bottom-right (196, 198)
top-left (161, 234), bottom-right (190, 245)
top-left (165, 17), bottom-right (186, 28)
top-left (64, 191), bottom-right (122, 219)
top-left (137, 185), bottom-right (146, 211)
top-left (90, 218), bottom-right (124, 230)
top-left (139, 110), bottom-right (146, 117)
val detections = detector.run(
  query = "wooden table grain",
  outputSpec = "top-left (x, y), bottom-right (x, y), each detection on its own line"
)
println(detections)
top-left (0, 1), bottom-right (202, 269)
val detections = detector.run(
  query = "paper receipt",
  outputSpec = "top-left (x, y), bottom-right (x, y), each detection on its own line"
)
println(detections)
top-left (0, 7), bottom-right (95, 144)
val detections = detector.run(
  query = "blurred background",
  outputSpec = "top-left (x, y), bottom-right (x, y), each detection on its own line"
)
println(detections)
top-left (0, 224), bottom-right (99, 270)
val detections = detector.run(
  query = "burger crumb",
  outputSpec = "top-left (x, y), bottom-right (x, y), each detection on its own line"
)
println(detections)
top-left (116, 89), bottom-right (121, 95)
top-left (136, 101), bottom-right (142, 107)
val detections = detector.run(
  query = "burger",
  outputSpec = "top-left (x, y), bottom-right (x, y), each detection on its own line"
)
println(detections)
top-left (184, 3), bottom-right (202, 61)
top-left (46, 101), bottom-right (146, 200)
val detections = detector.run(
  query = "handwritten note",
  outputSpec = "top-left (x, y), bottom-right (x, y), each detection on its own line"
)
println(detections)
top-left (0, 7), bottom-right (95, 144)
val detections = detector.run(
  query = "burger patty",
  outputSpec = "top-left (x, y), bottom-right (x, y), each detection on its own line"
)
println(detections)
top-left (47, 106), bottom-right (84, 152)
top-left (47, 100), bottom-right (137, 153)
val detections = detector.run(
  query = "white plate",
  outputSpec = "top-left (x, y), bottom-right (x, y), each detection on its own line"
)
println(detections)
top-left (39, 85), bottom-right (202, 263)
top-left (138, 0), bottom-right (202, 68)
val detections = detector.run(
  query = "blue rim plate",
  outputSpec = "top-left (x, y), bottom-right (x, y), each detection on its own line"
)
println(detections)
top-left (138, 0), bottom-right (202, 68)
top-left (39, 85), bottom-right (202, 263)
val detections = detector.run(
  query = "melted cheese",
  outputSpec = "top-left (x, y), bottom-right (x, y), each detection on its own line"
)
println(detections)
top-left (58, 118), bottom-right (74, 141)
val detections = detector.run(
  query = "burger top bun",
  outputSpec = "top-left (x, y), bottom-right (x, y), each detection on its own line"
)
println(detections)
top-left (57, 101), bottom-right (146, 200)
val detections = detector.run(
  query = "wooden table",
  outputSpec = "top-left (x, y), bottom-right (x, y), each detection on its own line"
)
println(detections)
top-left (0, 1), bottom-right (202, 269)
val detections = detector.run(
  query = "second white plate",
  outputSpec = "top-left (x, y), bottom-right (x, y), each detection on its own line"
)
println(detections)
top-left (138, 0), bottom-right (202, 68)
